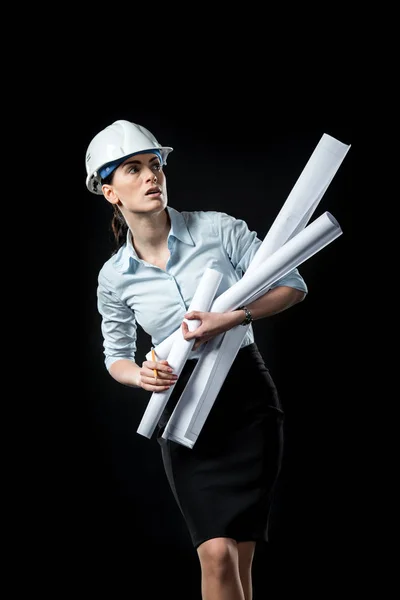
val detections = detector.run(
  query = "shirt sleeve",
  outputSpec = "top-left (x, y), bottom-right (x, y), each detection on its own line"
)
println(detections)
top-left (216, 211), bottom-right (259, 274)
top-left (97, 274), bottom-right (138, 370)
top-left (216, 211), bottom-right (308, 294)
top-left (269, 268), bottom-right (308, 293)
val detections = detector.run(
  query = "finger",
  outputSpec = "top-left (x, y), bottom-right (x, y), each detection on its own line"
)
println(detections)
top-left (182, 330), bottom-right (195, 342)
top-left (151, 373), bottom-right (177, 386)
top-left (148, 361), bottom-right (174, 372)
top-left (184, 311), bottom-right (200, 320)
top-left (141, 376), bottom-right (166, 390)
top-left (193, 338), bottom-right (208, 350)
top-left (151, 377), bottom-right (174, 392)
top-left (181, 322), bottom-right (190, 337)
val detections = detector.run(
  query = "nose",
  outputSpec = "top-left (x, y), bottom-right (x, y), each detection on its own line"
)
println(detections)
top-left (145, 166), bottom-right (158, 183)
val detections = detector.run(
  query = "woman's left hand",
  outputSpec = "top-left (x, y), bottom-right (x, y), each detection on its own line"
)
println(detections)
top-left (181, 310), bottom-right (242, 350)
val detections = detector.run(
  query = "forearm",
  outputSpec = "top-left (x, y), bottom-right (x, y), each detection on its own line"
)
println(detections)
top-left (109, 359), bottom-right (142, 387)
top-left (245, 285), bottom-right (306, 321)
top-left (183, 286), bottom-right (306, 349)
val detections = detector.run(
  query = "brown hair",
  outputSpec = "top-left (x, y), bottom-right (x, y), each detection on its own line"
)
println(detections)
top-left (102, 172), bottom-right (128, 254)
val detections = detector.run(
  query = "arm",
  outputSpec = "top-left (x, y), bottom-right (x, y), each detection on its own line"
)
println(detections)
top-left (244, 284), bottom-right (306, 320)
top-left (182, 285), bottom-right (306, 349)
top-left (109, 359), bottom-right (143, 388)
top-left (98, 275), bottom-right (177, 392)
top-left (182, 212), bottom-right (307, 347)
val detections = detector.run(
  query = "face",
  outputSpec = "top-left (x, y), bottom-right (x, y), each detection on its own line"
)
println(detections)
top-left (101, 153), bottom-right (167, 214)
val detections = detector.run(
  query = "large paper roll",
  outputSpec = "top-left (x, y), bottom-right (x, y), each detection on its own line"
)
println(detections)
top-left (162, 212), bottom-right (343, 446)
top-left (140, 133), bottom-right (350, 447)
top-left (137, 268), bottom-right (223, 439)
top-left (147, 133), bottom-right (350, 362)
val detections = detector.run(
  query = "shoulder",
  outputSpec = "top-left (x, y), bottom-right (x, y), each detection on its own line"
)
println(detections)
top-left (180, 209), bottom-right (220, 222)
top-left (98, 245), bottom-right (126, 284)
top-left (180, 209), bottom-right (239, 229)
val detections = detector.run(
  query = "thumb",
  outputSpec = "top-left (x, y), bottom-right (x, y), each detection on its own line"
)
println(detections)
top-left (182, 320), bottom-right (195, 340)
top-left (182, 314), bottom-right (201, 335)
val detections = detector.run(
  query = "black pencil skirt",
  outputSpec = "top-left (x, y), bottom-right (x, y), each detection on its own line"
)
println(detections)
top-left (156, 342), bottom-right (284, 549)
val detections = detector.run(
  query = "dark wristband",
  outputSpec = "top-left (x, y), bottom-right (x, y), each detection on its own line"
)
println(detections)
top-left (239, 306), bottom-right (253, 326)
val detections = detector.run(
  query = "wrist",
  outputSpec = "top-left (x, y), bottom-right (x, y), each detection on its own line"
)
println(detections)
top-left (238, 306), bottom-right (253, 326)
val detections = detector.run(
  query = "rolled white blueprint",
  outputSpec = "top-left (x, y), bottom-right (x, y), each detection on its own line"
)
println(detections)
top-left (136, 268), bottom-right (223, 439)
top-left (145, 325), bottom-right (180, 361)
top-left (143, 132), bottom-right (350, 447)
top-left (162, 211), bottom-right (343, 446)
top-left (162, 329), bottom-right (241, 445)
top-left (212, 212), bottom-right (342, 313)
top-left (245, 132), bottom-right (350, 273)
top-left (148, 132), bottom-right (350, 362)
top-left (164, 132), bottom-right (352, 444)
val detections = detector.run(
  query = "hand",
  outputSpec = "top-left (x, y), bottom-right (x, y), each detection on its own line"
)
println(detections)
top-left (139, 358), bottom-right (178, 392)
top-left (181, 310), bottom-right (242, 350)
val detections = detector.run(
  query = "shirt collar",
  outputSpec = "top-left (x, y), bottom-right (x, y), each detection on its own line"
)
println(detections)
top-left (113, 206), bottom-right (194, 273)
top-left (167, 206), bottom-right (195, 246)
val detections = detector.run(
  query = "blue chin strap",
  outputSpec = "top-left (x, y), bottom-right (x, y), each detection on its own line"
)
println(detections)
top-left (99, 149), bottom-right (163, 180)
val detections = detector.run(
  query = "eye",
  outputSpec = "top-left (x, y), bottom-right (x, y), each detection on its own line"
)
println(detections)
top-left (127, 166), bottom-right (138, 174)
top-left (153, 164), bottom-right (162, 172)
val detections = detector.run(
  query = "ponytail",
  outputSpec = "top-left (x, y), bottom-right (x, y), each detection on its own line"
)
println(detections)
top-left (111, 205), bottom-right (128, 255)
top-left (102, 171), bottom-right (128, 255)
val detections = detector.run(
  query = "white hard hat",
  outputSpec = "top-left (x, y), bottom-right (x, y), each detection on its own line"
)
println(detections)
top-left (85, 120), bottom-right (173, 195)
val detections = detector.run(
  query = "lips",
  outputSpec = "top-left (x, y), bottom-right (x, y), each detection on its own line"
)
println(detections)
top-left (145, 186), bottom-right (162, 195)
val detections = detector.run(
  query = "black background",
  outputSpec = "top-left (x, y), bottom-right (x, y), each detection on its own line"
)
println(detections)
top-left (28, 77), bottom-right (355, 598)
top-left (75, 102), bottom-right (354, 598)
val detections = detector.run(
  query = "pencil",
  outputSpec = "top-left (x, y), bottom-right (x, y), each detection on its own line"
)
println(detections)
top-left (151, 347), bottom-right (159, 379)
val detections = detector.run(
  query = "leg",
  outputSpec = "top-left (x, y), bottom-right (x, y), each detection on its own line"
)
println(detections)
top-left (238, 541), bottom-right (256, 600)
top-left (197, 537), bottom-right (245, 600)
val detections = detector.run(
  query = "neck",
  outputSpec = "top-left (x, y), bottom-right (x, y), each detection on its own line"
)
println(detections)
top-left (128, 209), bottom-right (170, 258)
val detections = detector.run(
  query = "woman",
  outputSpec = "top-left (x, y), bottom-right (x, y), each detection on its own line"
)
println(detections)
top-left (85, 119), bottom-right (307, 600)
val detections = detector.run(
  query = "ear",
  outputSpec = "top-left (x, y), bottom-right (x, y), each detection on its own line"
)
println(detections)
top-left (102, 184), bottom-right (120, 205)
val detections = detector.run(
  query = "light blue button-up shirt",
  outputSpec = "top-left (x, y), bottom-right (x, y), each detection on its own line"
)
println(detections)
top-left (97, 206), bottom-right (308, 370)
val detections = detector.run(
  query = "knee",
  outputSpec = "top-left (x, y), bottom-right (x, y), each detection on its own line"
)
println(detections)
top-left (197, 537), bottom-right (238, 580)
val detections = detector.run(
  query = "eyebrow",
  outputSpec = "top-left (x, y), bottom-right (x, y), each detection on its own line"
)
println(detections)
top-left (122, 156), bottom-right (160, 167)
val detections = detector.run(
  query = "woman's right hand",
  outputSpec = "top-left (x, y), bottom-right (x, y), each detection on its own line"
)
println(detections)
top-left (139, 358), bottom-right (178, 392)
